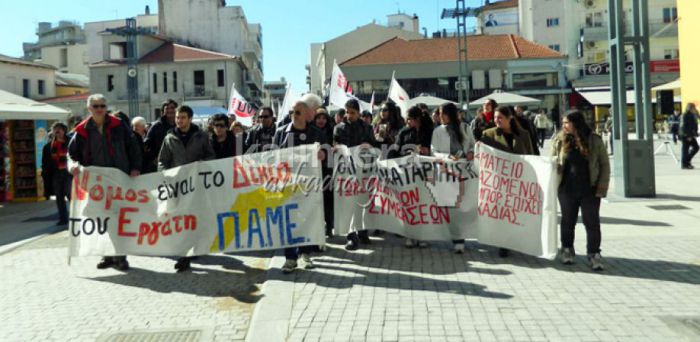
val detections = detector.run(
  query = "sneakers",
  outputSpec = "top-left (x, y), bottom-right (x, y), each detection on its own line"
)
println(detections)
top-left (301, 254), bottom-right (315, 269)
top-left (588, 253), bottom-right (604, 271)
top-left (405, 239), bottom-right (417, 248)
top-left (560, 248), bottom-right (574, 265)
top-left (453, 243), bottom-right (465, 254)
top-left (282, 259), bottom-right (298, 273)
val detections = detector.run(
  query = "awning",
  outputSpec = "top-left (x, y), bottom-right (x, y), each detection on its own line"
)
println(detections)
top-left (469, 90), bottom-right (542, 108)
top-left (408, 94), bottom-right (456, 108)
top-left (575, 87), bottom-right (677, 106)
top-left (0, 89), bottom-right (70, 121)
top-left (652, 78), bottom-right (680, 91)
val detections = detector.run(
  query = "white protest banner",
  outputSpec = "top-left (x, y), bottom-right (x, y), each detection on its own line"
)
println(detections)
top-left (333, 146), bottom-right (479, 242)
top-left (69, 144), bottom-right (325, 257)
top-left (277, 83), bottom-right (296, 125)
top-left (333, 145), bottom-right (559, 259)
top-left (227, 83), bottom-right (256, 127)
top-left (388, 75), bottom-right (410, 118)
top-left (474, 143), bottom-right (558, 259)
top-left (329, 62), bottom-right (353, 108)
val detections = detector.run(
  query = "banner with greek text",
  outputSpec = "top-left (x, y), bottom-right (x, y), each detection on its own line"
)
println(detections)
top-left (333, 144), bottom-right (558, 259)
top-left (69, 144), bottom-right (325, 257)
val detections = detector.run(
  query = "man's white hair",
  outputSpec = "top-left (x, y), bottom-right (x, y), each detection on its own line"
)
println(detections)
top-left (131, 116), bottom-right (147, 127)
top-left (86, 93), bottom-right (106, 107)
top-left (300, 93), bottom-right (323, 110)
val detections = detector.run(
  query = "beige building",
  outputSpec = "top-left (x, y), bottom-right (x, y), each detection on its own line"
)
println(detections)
top-left (40, 44), bottom-right (89, 76)
top-left (308, 20), bottom-right (424, 96)
top-left (0, 54), bottom-right (56, 100)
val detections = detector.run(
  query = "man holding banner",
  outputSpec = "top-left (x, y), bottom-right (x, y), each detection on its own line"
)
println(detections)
top-left (274, 100), bottom-right (328, 273)
top-left (158, 105), bottom-right (215, 272)
top-left (68, 94), bottom-right (142, 271)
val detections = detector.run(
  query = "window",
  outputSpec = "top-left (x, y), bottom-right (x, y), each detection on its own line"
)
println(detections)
top-left (107, 75), bottom-right (114, 92)
top-left (546, 18), bottom-right (560, 27)
top-left (549, 44), bottom-right (561, 52)
top-left (585, 12), bottom-right (604, 28)
top-left (217, 69), bottom-right (225, 87)
top-left (194, 70), bottom-right (205, 96)
top-left (22, 79), bottom-right (30, 98)
top-left (173, 71), bottom-right (178, 92)
top-left (59, 48), bottom-right (68, 68)
top-left (152, 73), bottom-right (158, 94)
top-left (163, 72), bottom-right (168, 93)
top-left (38, 80), bottom-right (45, 95)
top-left (663, 7), bottom-right (678, 23)
top-left (664, 49), bottom-right (679, 60)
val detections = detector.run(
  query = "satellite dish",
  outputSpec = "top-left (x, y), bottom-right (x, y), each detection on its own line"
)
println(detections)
top-left (127, 68), bottom-right (137, 78)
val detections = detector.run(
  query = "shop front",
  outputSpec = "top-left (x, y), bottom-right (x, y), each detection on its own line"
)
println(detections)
top-left (0, 90), bottom-right (70, 202)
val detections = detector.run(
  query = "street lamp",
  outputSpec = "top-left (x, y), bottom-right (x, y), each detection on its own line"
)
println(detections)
top-left (441, 1), bottom-right (477, 109)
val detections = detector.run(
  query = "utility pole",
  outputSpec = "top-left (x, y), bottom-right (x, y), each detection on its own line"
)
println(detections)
top-left (608, 0), bottom-right (655, 197)
top-left (106, 18), bottom-right (155, 118)
top-left (442, 0), bottom-right (476, 109)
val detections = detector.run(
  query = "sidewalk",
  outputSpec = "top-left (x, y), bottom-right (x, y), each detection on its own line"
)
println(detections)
top-left (246, 143), bottom-right (700, 342)
top-left (0, 200), bottom-right (273, 341)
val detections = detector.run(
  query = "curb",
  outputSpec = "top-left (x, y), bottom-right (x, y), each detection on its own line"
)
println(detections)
top-left (245, 253), bottom-right (294, 342)
top-left (0, 225), bottom-right (63, 256)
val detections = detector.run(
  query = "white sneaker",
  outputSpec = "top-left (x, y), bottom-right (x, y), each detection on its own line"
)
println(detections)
top-left (588, 253), bottom-right (604, 271)
top-left (301, 254), bottom-right (315, 269)
top-left (282, 259), bottom-right (297, 273)
top-left (405, 239), bottom-right (417, 248)
top-left (561, 248), bottom-right (574, 265)
top-left (453, 243), bottom-right (465, 254)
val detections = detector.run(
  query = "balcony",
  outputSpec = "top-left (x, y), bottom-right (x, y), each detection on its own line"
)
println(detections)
top-left (583, 25), bottom-right (608, 42)
top-left (185, 85), bottom-right (215, 99)
top-left (650, 20), bottom-right (677, 38)
top-left (245, 68), bottom-right (263, 92)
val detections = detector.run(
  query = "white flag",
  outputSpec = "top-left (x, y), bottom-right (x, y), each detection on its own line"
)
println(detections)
top-left (329, 61), bottom-right (352, 108)
top-left (388, 75), bottom-right (410, 118)
top-left (277, 83), bottom-right (296, 125)
top-left (227, 83), bottom-right (256, 127)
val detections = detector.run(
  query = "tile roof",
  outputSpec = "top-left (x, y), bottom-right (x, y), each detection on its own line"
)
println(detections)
top-left (139, 43), bottom-right (239, 64)
top-left (482, 0), bottom-right (519, 10)
top-left (342, 35), bottom-right (563, 67)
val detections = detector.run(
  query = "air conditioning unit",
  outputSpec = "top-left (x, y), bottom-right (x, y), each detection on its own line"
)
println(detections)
top-left (584, 0), bottom-right (595, 9)
top-left (586, 41), bottom-right (596, 49)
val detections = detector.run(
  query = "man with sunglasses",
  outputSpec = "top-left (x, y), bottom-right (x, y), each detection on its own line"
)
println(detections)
top-left (144, 99), bottom-right (178, 173)
top-left (210, 113), bottom-right (242, 159)
top-left (245, 106), bottom-right (276, 153)
top-left (273, 100), bottom-right (328, 273)
top-left (68, 94), bottom-right (142, 271)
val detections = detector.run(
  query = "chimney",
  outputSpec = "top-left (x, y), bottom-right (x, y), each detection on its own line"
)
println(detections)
top-left (412, 14), bottom-right (420, 33)
top-left (145, 5), bottom-right (150, 15)
top-left (158, 0), bottom-right (165, 35)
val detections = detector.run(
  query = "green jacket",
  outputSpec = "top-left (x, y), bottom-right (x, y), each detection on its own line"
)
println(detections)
top-left (480, 127), bottom-right (534, 155)
top-left (551, 133), bottom-right (610, 197)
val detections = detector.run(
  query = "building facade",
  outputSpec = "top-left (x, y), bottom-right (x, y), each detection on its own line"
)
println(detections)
top-left (263, 78), bottom-right (287, 112)
top-left (22, 21), bottom-right (89, 76)
top-left (341, 35), bottom-right (568, 113)
top-left (90, 42), bottom-right (247, 121)
top-left (0, 55), bottom-right (56, 100)
top-left (157, 0), bottom-right (263, 101)
top-left (308, 20), bottom-right (424, 96)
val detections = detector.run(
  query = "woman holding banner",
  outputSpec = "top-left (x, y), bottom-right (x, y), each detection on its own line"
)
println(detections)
top-left (398, 106), bottom-right (435, 248)
top-left (551, 110), bottom-right (609, 271)
top-left (431, 102), bottom-right (475, 254)
top-left (479, 106), bottom-right (535, 258)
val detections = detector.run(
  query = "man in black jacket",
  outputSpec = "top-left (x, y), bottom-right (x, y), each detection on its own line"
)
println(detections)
top-left (68, 94), bottom-right (142, 271)
top-left (274, 100), bottom-right (328, 273)
top-left (333, 99), bottom-right (375, 251)
top-left (680, 103), bottom-right (699, 169)
top-left (514, 105), bottom-right (540, 155)
top-left (144, 100), bottom-right (177, 173)
top-left (245, 106), bottom-right (276, 153)
top-left (210, 113), bottom-right (243, 159)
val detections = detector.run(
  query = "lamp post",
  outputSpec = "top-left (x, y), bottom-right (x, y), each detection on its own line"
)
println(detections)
top-left (442, 0), bottom-right (477, 109)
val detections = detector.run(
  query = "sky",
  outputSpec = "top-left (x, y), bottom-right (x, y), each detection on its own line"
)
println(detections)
top-left (0, 0), bottom-right (483, 93)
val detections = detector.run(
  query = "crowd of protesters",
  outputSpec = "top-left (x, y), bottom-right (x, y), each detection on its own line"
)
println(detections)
top-left (40, 90), bottom-right (668, 274)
